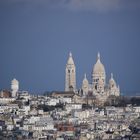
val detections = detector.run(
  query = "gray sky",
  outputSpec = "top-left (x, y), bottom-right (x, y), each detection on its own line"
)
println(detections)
top-left (0, 0), bottom-right (140, 95)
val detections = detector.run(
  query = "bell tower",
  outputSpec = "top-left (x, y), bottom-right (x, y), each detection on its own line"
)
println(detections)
top-left (65, 52), bottom-right (76, 92)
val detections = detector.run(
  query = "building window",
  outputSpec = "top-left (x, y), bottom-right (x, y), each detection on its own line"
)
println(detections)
top-left (95, 85), bottom-right (97, 90)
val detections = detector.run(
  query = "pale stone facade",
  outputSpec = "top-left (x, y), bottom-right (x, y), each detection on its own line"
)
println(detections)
top-left (82, 74), bottom-right (89, 96)
top-left (108, 73), bottom-right (120, 96)
top-left (65, 52), bottom-right (120, 103)
top-left (11, 78), bottom-right (19, 97)
top-left (92, 53), bottom-right (106, 93)
top-left (82, 53), bottom-right (120, 103)
top-left (65, 52), bottom-right (76, 92)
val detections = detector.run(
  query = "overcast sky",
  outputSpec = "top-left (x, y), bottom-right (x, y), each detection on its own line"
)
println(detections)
top-left (0, 0), bottom-right (140, 95)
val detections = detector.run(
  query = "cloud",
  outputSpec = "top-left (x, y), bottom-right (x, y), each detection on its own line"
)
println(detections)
top-left (47, 0), bottom-right (140, 12)
top-left (1, 0), bottom-right (140, 12)
top-left (61, 0), bottom-right (121, 12)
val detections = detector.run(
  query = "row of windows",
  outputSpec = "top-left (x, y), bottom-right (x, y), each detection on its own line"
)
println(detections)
top-left (67, 69), bottom-right (74, 73)
top-left (94, 79), bottom-right (105, 82)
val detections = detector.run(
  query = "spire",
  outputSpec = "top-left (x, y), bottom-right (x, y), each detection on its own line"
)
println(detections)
top-left (69, 52), bottom-right (72, 57)
top-left (111, 73), bottom-right (113, 79)
top-left (82, 73), bottom-right (88, 85)
top-left (67, 52), bottom-right (74, 65)
top-left (84, 73), bottom-right (87, 79)
top-left (97, 52), bottom-right (100, 61)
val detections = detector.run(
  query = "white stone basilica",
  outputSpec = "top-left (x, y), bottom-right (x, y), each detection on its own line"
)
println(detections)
top-left (65, 52), bottom-right (120, 103)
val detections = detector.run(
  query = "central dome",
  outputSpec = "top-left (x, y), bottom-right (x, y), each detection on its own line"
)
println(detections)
top-left (93, 53), bottom-right (105, 75)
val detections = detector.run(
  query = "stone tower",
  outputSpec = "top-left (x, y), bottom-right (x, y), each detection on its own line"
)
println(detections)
top-left (65, 52), bottom-right (76, 92)
top-left (11, 78), bottom-right (19, 97)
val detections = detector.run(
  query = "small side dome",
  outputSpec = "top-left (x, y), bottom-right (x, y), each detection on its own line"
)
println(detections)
top-left (109, 73), bottom-right (116, 87)
top-left (82, 74), bottom-right (89, 85)
top-left (92, 53), bottom-right (105, 75)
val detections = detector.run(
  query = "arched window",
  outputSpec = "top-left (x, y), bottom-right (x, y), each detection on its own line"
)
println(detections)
top-left (68, 70), bottom-right (70, 73)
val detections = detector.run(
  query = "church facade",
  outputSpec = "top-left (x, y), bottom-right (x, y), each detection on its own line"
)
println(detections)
top-left (65, 52), bottom-right (120, 104)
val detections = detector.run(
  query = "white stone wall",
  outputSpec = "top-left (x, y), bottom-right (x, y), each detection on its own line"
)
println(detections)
top-left (65, 52), bottom-right (76, 91)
